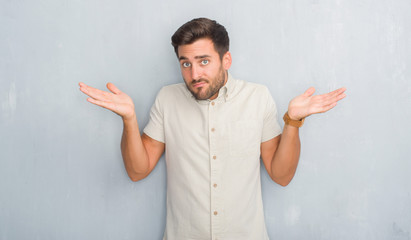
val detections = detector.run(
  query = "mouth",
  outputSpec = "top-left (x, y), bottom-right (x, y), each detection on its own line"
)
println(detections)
top-left (192, 81), bottom-right (207, 88)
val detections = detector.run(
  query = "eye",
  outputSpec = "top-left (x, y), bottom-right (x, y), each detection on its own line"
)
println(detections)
top-left (201, 59), bottom-right (209, 65)
top-left (182, 62), bottom-right (191, 68)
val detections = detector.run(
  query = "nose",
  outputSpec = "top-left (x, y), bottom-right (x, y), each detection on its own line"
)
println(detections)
top-left (191, 64), bottom-right (201, 80)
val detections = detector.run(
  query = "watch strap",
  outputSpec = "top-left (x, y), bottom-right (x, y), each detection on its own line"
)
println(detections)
top-left (283, 112), bottom-right (305, 128)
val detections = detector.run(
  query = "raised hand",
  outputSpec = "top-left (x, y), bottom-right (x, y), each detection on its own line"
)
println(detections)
top-left (287, 87), bottom-right (346, 120)
top-left (79, 82), bottom-right (136, 120)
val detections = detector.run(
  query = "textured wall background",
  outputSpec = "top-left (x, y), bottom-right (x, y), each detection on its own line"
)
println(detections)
top-left (1, 0), bottom-right (410, 239)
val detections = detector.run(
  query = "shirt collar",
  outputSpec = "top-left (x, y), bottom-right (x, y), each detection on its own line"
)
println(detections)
top-left (222, 72), bottom-right (235, 101)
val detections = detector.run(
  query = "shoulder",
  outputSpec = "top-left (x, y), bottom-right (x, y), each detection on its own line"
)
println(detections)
top-left (155, 83), bottom-right (188, 100)
top-left (231, 78), bottom-right (271, 99)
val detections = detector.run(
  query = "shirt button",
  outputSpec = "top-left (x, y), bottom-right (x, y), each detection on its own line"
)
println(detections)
top-left (211, 102), bottom-right (215, 106)
top-left (211, 128), bottom-right (215, 132)
top-left (214, 211), bottom-right (218, 216)
top-left (213, 155), bottom-right (217, 160)
top-left (213, 183), bottom-right (217, 188)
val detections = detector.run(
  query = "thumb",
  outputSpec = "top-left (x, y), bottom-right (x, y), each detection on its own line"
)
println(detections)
top-left (303, 87), bottom-right (316, 97)
top-left (107, 82), bottom-right (121, 94)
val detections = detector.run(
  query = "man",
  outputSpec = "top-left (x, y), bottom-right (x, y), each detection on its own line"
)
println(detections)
top-left (79, 18), bottom-right (345, 240)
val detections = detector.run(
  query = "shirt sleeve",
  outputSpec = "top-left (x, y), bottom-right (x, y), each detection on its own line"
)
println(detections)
top-left (143, 88), bottom-right (166, 143)
top-left (261, 87), bottom-right (282, 142)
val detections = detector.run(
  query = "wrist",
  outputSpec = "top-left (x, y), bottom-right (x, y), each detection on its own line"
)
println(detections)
top-left (286, 110), bottom-right (302, 121)
top-left (283, 111), bottom-right (305, 128)
top-left (122, 112), bottom-right (137, 123)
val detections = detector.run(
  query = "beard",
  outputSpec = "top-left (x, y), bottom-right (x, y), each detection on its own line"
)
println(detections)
top-left (185, 67), bottom-right (227, 100)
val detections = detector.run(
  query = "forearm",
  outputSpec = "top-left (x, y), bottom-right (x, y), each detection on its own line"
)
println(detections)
top-left (270, 124), bottom-right (301, 186)
top-left (120, 114), bottom-right (150, 181)
top-left (265, 86), bottom-right (346, 186)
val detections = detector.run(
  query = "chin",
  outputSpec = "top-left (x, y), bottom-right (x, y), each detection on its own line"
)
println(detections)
top-left (190, 88), bottom-right (207, 100)
top-left (193, 94), bottom-right (208, 100)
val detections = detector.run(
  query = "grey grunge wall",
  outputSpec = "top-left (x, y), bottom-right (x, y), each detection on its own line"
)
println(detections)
top-left (1, 0), bottom-right (410, 239)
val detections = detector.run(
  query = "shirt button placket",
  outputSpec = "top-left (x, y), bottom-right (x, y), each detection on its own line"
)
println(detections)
top-left (209, 100), bottom-right (220, 237)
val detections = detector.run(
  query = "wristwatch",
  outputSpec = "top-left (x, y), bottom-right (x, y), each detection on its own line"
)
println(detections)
top-left (283, 112), bottom-right (305, 128)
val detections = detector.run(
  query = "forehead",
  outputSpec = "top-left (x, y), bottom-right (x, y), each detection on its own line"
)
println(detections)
top-left (177, 38), bottom-right (219, 59)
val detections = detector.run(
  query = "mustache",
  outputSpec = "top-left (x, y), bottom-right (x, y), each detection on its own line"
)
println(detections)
top-left (191, 79), bottom-right (209, 85)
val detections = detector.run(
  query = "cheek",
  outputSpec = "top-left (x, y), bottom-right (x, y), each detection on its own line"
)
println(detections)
top-left (181, 68), bottom-right (191, 79)
top-left (205, 65), bottom-right (218, 76)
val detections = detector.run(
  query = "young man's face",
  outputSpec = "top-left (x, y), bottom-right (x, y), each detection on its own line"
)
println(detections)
top-left (178, 38), bottom-right (232, 100)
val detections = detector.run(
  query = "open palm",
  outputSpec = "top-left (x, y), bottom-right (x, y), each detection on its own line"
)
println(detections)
top-left (287, 87), bottom-right (346, 120)
top-left (79, 82), bottom-right (135, 120)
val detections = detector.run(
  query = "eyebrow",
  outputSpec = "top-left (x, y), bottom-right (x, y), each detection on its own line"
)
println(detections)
top-left (179, 55), bottom-right (211, 61)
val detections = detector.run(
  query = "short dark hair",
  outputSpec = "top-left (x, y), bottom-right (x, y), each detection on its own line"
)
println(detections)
top-left (171, 18), bottom-right (229, 59)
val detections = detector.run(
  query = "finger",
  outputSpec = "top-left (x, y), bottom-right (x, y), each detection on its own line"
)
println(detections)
top-left (319, 88), bottom-right (346, 104)
top-left (326, 87), bottom-right (346, 99)
top-left (320, 102), bottom-right (338, 113)
top-left (80, 84), bottom-right (113, 101)
top-left (314, 95), bottom-right (344, 110)
top-left (309, 88), bottom-right (346, 114)
top-left (107, 82), bottom-right (122, 94)
top-left (337, 92), bottom-right (346, 101)
top-left (325, 90), bottom-right (346, 104)
top-left (303, 87), bottom-right (316, 97)
top-left (310, 102), bottom-right (337, 114)
top-left (79, 82), bottom-right (92, 95)
top-left (318, 88), bottom-right (341, 100)
top-left (87, 97), bottom-right (116, 111)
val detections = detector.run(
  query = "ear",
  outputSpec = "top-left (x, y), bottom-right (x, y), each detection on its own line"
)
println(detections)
top-left (222, 51), bottom-right (232, 70)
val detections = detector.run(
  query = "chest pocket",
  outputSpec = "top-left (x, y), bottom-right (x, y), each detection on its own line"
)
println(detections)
top-left (228, 120), bottom-right (262, 158)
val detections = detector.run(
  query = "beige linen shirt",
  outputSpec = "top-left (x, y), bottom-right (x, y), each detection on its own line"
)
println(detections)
top-left (144, 73), bottom-right (282, 240)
